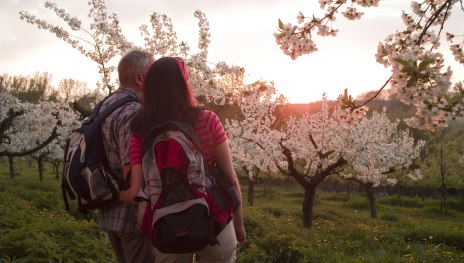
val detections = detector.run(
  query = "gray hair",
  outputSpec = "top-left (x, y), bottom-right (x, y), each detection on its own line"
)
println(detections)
top-left (118, 50), bottom-right (154, 86)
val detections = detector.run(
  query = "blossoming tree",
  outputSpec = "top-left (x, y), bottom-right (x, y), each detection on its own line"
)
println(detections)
top-left (19, 0), bottom-right (241, 104)
top-left (0, 91), bottom-right (59, 177)
top-left (225, 81), bottom-right (286, 205)
top-left (30, 101), bottom-right (81, 180)
top-left (283, 99), bottom-right (423, 226)
top-left (228, 84), bottom-right (424, 226)
top-left (275, 0), bottom-right (464, 130)
top-left (337, 109), bottom-right (425, 218)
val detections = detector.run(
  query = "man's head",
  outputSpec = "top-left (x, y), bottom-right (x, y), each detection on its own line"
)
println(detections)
top-left (118, 50), bottom-right (155, 92)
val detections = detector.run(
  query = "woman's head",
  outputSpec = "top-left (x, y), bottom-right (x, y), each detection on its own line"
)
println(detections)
top-left (130, 56), bottom-right (200, 136)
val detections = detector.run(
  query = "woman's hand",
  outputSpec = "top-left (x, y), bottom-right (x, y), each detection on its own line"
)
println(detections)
top-left (119, 164), bottom-right (143, 204)
top-left (235, 222), bottom-right (247, 245)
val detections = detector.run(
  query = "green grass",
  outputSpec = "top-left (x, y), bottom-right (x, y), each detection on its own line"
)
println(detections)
top-left (238, 188), bottom-right (464, 263)
top-left (1, 159), bottom-right (463, 262)
top-left (0, 160), bottom-right (113, 262)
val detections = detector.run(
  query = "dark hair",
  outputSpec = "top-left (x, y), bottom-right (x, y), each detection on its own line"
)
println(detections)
top-left (130, 57), bottom-right (200, 137)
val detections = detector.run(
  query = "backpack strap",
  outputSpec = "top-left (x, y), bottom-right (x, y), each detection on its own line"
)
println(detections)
top-left (90, 94), bottom-right (139, 200)
top-left (92, 94), bottom-right (139, 123)
top-left (89, 96), bottom-right (110, 120)
top-left (142, 121), bottom-right (202, 157)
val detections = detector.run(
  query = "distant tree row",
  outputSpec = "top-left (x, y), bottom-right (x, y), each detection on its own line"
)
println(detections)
top-left (0, 73), bottom-right (100, 180)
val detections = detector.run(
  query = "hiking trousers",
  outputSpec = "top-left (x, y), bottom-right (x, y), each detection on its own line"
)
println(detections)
top-left (106, 230), bottom-right (156, 263)
top-left (154, 221), bottom-right (237, 263)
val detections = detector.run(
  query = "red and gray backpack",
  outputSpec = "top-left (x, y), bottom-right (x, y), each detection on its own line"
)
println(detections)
top-left (136, 121), bottom-right (239, 253)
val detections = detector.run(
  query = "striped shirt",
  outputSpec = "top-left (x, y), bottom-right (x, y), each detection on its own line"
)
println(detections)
top-left (194, 110), bottom-right (228, 166)
top-left (98, 88), bottom-right (141, 234)
top-left (130, 109), bottom-right (228, 167)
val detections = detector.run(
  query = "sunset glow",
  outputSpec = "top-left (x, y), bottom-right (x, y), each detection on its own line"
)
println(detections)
top-left (0, 0), bottom-right (462, 103)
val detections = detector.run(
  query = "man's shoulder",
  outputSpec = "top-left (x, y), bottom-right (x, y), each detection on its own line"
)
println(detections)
top-left (101, 91), bottom-right (141, 116)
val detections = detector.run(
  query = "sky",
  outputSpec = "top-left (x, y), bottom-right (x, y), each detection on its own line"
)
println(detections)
top-left (0, 0), bottom-right (462, 104)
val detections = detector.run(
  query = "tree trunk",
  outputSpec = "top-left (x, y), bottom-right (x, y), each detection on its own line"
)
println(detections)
top-left (302, 186), bottom-right (316, 228)
top-left (440, 182), bottom-right (447, 214)
top-left (365, 185), bottom-right (377, 218)
top-left (247, 177), bottom-right (254, 206)
top-left (54, 161), bottom-right (60, 179)
top-left (38, 156), bottom-right (44, 181)
top-left (439, 145), bottom-right (448, 214)
top-left (461, 187), bottom-right (464, 212)
top-left (8, 156), bottom-right (15, 179)
top-left (346, 181), bottom-right (351, 199)
top-left (263, 182), bottom-right (268, 197)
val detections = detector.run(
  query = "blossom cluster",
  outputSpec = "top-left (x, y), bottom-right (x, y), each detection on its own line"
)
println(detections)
top-left (274, 0), bottom-right (379, 60)
top-left (226, 84), bottom-right (424, 188)
top-left (0, 90), bottom-right (80, 159)
top-left (283, 98), bottom-right (423, 186)
top-left (374, 0), bottom-right (463, 130)
top-left (20, 0), bottom-right (134, 93)
top-left (275, 0), bottom-right (463, 131)
top-left (225, 82), bottom-right (286, 178)
top-left (19, 1), bottom-right (245, 106)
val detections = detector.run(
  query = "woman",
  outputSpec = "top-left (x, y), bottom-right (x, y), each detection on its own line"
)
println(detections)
top-left (120, 56), bottom-right (246, 262)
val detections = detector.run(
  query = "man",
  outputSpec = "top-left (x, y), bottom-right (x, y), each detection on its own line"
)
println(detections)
top-left (97, 50), bottom-right (155, 263)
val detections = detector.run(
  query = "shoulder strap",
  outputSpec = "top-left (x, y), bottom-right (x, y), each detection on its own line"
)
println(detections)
top-left (171, 121), bottom-right (201, 148)
top-left (89, 96), bottom-right (110, 120)
top-left (142, 121), bottom-right (202, 157)
top-left (91, 94), bottom-right (139, 123)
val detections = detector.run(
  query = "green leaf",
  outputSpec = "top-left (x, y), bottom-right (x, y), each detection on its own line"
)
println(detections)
top-left (394, 58), bottom-right (410, 67)
top-left (406, 76), bottom-right (418, 88)
top-left (278, 19), bottom-right (284, 29)
top-left (418, 59), bottom-right (433, 70)
top-left (394, 58), bottom-right (413, 74)
top-left (443, 94), bottom-right (451, 105)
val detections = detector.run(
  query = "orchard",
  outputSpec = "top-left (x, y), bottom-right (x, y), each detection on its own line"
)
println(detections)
top-left (0, 0), bottom-right (463, 261)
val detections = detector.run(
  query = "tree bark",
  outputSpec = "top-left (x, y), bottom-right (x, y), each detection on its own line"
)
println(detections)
top-left (364, 184), bottom-right (377, 218)
top-left (346, 181), bottom-right (351, 199)
top-left (38, 156), bottom-right (44, 181)
top-left (263, 181), bottom-right (268, 197)
top-left (54, 161), bottom-right (60, 179)
top-left (277, 141), bottom-right (347, 229)
top-left (302, 186), bottom-right (316, 228)
top-left (439, 145), bottom-right (448, 214)
top-left (0, 126), bottom-right (58, 158)
top-left (8, 156), bottom-right (14, 179)
top-left (351, 179), bottom-right (377, 218)
top-left (247, 177), bottom-right (254, 206)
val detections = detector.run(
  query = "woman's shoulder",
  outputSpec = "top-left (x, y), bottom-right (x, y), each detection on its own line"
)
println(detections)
top-left (197, 109), bottom-right (220, 121)
top-left (195, 109), bottom-right (224, 131)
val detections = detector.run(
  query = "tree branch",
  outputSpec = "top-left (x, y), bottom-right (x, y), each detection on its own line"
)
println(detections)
top-left (0, 109), bottom-right (25, 145)
top-left (0, 126), bottom-right (58, 157)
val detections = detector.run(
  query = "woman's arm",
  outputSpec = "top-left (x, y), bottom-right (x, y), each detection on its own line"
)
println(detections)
top-left (119, 164), bottom-right (143, 204)
top-left (214, 140), bottom-right (247, 245)
top-left (119, 134), bottom-right (144, 204)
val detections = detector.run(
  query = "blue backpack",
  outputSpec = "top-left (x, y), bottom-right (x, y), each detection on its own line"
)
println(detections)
top-left (61, 95), bottom-right (138, 214)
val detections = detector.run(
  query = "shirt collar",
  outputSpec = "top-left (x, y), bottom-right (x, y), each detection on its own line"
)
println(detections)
top-left (117, 87), bottom-right (141, 100)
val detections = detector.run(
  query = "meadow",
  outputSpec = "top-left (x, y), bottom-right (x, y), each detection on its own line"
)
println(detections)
top-left (0, 160), bottom-right (463, 263)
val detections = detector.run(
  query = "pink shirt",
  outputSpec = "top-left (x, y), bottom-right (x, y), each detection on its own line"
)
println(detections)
top-left (130, 110), bottom-right (227, 167)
